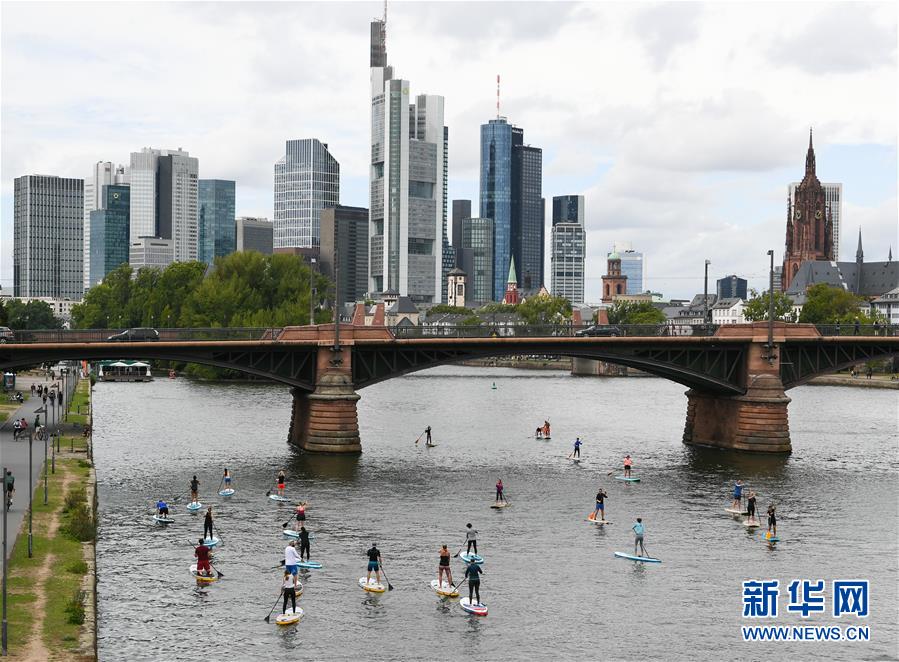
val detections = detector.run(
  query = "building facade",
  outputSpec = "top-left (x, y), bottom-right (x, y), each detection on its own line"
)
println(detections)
top-left (447, 268), bottom-right (466, 308)
top-left (451, 199), bottom-right (471, 253)
top-left (198, 179), bottom-right (236, 264)
top-left (609, 242), bottom-right (645, 295)
top-left (461, 217), bottom-right (494, 306)
top-left (717, 274), bottom-right (748, 300)
top-left (83, 161), bottom-right (127, 291)
top-left (601, 251), bottom-right (627, 303)
top-left (13, 175), bottom-right (84, 299)
top-left (782, 130), bottom-right (834, 290)
top-left (129, 237), bottom-right (174, 270)
top-left (791, 181), bottom-right (841, 260)
top-left (368, 16), bottom-right (445, 303)
top-left (273, 139), bottom-right (339, 251)
top-left (89, 184), bottom-right (130, 287)
top-left (320, 205), bottom-right (370, 307)
top-left (129, 147), bottom-right (198, 265)
top-left (551, 194), bottom-right (585, 304)
top-left (236, 217), bottom-right (274, 254)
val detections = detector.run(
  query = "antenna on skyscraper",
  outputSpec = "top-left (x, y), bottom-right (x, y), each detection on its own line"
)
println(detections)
top-left (496, 74), bottom-right (501, 118)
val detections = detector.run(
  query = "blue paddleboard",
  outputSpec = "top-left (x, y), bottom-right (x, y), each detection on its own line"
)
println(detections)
top-left (186, 502), bottom-right (203, 511)
top-left (614, 476), bottom-right (640, 482)
top-left (219, 488), bottom-right (235, 497)
top-left (614, 551), bottom-right (661, 563)
top-left (459, 553), bottom-right (484, 565)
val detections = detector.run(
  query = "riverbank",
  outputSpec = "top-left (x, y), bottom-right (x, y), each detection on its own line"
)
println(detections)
top-left (4, 378), bottom-right (96, 661)
top-left (460, 357), bottom-right (572, 370)
top-left (807, 374), bottom-right (899, 389)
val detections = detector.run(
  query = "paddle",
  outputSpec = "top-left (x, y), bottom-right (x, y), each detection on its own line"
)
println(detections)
top-left (378, 562), bottom-right (394, 591)
top-left (218, 475), bottom-right (225, 493)
top-left (414, 429), bottom-right (425, 445)
top-left (188, 540), bottom-right (223, 577)
top-left (263, 591), bottom-right (283, 623)
top-left (452, 540), bottom-right (466, 558)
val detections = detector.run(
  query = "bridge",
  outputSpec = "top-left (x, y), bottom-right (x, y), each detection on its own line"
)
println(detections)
top-left (1, 323), bottom-right (896, 454)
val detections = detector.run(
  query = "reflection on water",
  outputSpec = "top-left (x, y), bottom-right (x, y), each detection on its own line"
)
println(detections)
top-left (94, 367), bottom-right (898, 661)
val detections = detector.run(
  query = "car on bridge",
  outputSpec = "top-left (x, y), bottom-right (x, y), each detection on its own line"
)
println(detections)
top-left (575, 324), bottom-right (623, 337)
top-left (107, 328), bottom-right (160, 342)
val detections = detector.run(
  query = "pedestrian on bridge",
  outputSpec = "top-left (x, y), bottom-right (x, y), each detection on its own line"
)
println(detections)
top-left (13, 418), bottom-right (20, 440)
top-left (5, 470), bottom-right (14, 511)
top-left (30, 383), bottom-right (35, 396)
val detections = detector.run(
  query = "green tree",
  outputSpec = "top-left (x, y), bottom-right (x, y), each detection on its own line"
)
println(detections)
top-left (428, 304), bottom-right (472, 315)
top-left (742, 289), bottom-right (796, 322)
top-left (607, 301), bottom-right (665, 325)
top-left (2, 299), bottom-right (63, 330)
top-left (798, 284), bottom-right (870, 324)
top-left (516, 295), bottom-right (572, 325)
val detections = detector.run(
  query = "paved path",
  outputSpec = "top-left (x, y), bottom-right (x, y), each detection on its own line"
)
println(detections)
top-left (2, 374), bottom-right (81, 560)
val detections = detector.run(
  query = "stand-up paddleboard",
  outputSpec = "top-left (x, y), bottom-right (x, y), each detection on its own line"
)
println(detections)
top-left (725, 507), bottom-right (748, 515)
top-left (297, 560), bottom-right (322, 570)
top-left (430, 580), bottom-right (459, 597)
top-left (460, 597), bottom-right (488, 616)
top-left (459, 553), bottom-right (484, 565)
top-left (585, 515), bottom-right (612, 525)
top-left (190, 565), bottom-right (218, 582)
top-left (614, 476), bottom-right (640, 482)
top-left (490, 502), bottom-right (510, 509)
top-left (743, 519), bottom-right (760, 528)
top-left (359, 577), bottom-right (386, 593)
top-left (764, 534), bottom-right (780, 543)
top-left (186, 501), bottom-right (203, 511)
top-left (275, 607), bottom-right (303, 626)
top-left (219, 488), bottom-right (235, 497)
top-left (153, 515), bottom-right (175, 524)
top-left (543, 436), bottom-right (551, 440)
top-left (201, 537), bottom-right (220, 548)
top-left (269, 494), bottom-right (290, 502)
top-left (614, 551), bottom-right (661, 563)
top-left (425, 443), bottom-right (437, 448)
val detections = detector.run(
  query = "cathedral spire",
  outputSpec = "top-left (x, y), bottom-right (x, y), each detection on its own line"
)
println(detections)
top-left (855, 228), bottom-right (864, 263)
top-left (805, 127), bottom-right (816, 176)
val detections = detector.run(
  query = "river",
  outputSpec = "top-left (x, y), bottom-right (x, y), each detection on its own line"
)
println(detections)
top-left (92, 366), bottom-right (898, 661)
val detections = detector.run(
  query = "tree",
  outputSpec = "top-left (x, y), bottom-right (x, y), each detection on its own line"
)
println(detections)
top-left (2, 299), bottom-right (63, 330)
top-left (742, 289), bottom-right (796, 322)
top-left (798, 284), bottom-right (870, 324)
top-left (516, 295), bottom-right (572, 325)
top-left (607, 301), bottom-right (665, 325)
top-left (428, 304), bottom-right (472, 315)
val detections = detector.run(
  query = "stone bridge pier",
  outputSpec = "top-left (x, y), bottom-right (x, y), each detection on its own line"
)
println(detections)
top-left (682, 324), bottom-right (801, 453)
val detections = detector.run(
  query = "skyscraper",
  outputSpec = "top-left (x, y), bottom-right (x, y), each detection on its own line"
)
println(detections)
top-left (89, 184), bottom-right (130, 287)
top-left (273, 139), bottom-right (339, 251)
top-left (198, 179), bottom-right (236, 264)
top-left (320, 205), bottom-right (370, 307)
top-left (480, 118), bottom-right (543, 299)
top-left (129, 147), bottom-right (199, 264)
top-left (461, 217), bottom-right (494, 305)
top-left (368, 14), bottom-right (446, 303)
top-left (551, 195), bottom-right (585, 303)
top-left (451, 199), bottom-right (472, 252)
top-left (235, 217), bottom-right (274, 254)
top-left (14, 175), bottom-right (84, 299)
top-left (83, 161), bottom-right (128, 290)
top-left (790, 181), bottom-right (842, 260)
top-left (716, 274), bottom-right (748, 300)
top-left (611, 241), bottom-right (645, 294)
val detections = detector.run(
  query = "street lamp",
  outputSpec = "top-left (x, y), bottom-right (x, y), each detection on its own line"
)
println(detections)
top-left (703, 259), bottom-right (711, 328)
top-left (2, 464), bottom-right (8, 655)
top-left (766, 249), bottom-right (776, 364)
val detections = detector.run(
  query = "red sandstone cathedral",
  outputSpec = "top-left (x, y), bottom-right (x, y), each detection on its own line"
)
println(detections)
top-left (782, 129), bottom-right (834, 290)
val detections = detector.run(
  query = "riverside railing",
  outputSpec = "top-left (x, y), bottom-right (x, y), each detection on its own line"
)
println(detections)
top-left (8, 327), bottom-right (284, 343)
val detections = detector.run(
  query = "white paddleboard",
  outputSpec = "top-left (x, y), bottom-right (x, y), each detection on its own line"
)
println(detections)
top-left (430, 580), bottom-right (459, 597)
top-left (725, 507), bottom-right (748, 515)
top-left (153, 515), bottom-right (175, 524)
top-left (460, 597), bottom-right (488, 616)
top-left (614, 551), bottom-right (661, 563)
top-left (269, 494), bottom-right (290, 502)
top-left (186, 502), bottom-right (203, 511)
top-left (490, 502), bottom-right (510, 509)
top-left (614, 476), bottom-right (640, 482)
top-left (359, 577), bottom-right (386, 593)
top-left (219, 488), bottom-right (235, 497)
top-left (425, 443), bottom-right (437, 448)
top-left (743, 519), bottom-right (760, 528)
top-left (585, 516), bottom-right (612, 525)
top-left (459, 553), bottom-right (484, 565)
top-left (275, 607), bottom-right (303, 625)
top-left (190, 565), bottom-right (217, 582)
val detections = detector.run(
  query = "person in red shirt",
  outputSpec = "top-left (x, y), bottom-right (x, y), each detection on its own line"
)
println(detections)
top-left (194, 538), bottom-right (212, 577)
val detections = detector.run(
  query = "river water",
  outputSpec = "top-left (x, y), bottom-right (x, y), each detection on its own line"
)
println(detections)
top-left (92, 366), bottom-right (898, 661)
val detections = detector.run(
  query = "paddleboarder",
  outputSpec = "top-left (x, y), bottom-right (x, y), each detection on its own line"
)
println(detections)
top-left (543, 420), bottom-right (551, 438)
top-left (194, 538), bottom-right (213, 577)
top-left (464, 557), bottom-right (483, 605)
top-left (632, 517), bottom-right (647, 557)
top-left (438, 544), bottom-right (454, 587)
top-left (156, 499), bottom-right (169, 518)
top-left (294, 501), bottom-right (308, 531)
top-left (298, 526), bottom-right (312, 561)
top-left (746, 490), bottom-right (758, 524)
top-left (535, 427), bottom-right (543, 439)
top-left (730, 480), bottom-right (744, 510)
top-left (594, 488), bottom-right (608, 521)
top-left (766, 504), bottom-right (777, 537)
top-left (623, 455), bottom-right (633, 478)
top-left (189, 475), bottom-right (200, 504)
top-left (276, 470), bottom-right (286, 497)
top-left (284, 540), bottom-right (300, 577)
top-left (222, 468), bottom-right (232, 490)
top-left (495, 479), bottom-right (505, 504)
top-left (365, 543), bottom-right (382, 586)
top-left (281, 570), bottom-right (299, 615)
top-left (572, 437), bottom-right (583, 459)
top-left (465, 523), bottom-right (479, 555)
top-left (425, 425), bottom-right (432, 445)
top-left (204, 506), bottom-right (214, 541)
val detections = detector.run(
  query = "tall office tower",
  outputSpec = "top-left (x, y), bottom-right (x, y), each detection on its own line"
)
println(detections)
top-left (129, 147), bottom-right (199, 264)
top-left (440, 127), bottom-right (454, 303)
top-left (461, 217), bottom-right (494, 305)
top-left (235, 217), bottom-right (274, 254)
top-left (790, 181), bottom-right (841, 260)
top-left (89, 184), bottom-right (130, 287)
top-left (550, 195), bottom-right (586, 303)
top-left (480, 118), bottom-right (543, 299)
top-left (368, 13), bottom-right (445, 303)
top-left (83, 162), bottom-right (128, 290)
top-left (273, 139), bottom-right (339, 251)
top-left (198, 179), bottom-right (236, 264)
top-left (716, 274), bottom-right (748, 300)
top-left (130, 237), bottom-right (174, 270)
top-left (320, 205), bottom-right (370, 307)
top-left (14, 175), bottom-right (84, 299)
top-left (452, 199), bottom-right (472, 252)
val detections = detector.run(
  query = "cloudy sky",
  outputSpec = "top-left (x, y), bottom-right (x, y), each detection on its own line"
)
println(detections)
top-left (1, 1), bottom-right (896, 301)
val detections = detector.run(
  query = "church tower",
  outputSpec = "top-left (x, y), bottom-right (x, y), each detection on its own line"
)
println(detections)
top-left (502, 258), bottom-right (520, 305)
top-left (782, 129), bottom-right (834, 290)
top-left (601, 250), bottom-right (628, 303)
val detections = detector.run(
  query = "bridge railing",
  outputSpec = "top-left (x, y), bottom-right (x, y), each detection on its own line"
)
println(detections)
top-left (815, 323), bottom-right (897, 337)
top-left (392, 323), bottom-right (721, 339)
top-left (8, 327), bottom-right (284, 343)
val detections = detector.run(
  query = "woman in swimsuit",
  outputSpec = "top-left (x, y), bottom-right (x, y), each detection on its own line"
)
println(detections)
top-left (438, 545), bottom-right (453, 588)
top-left (746, 490), bottom-right (757, 523)
top-left (222, 468), bottom-right (232, 488)
top-left (277, 470), bottom-right (286, 497)
top-left (294, 501), bottom-right (307, 531)
top-left (766, 504), bottom-right (777, 536)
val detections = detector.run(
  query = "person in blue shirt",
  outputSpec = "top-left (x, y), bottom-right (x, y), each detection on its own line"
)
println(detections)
top-left (464, 558), bottom-right (484, 605)
top-left (593, 488), bottom-right (607, 521)
top-left (730, 480), bottom-right (744, 510)
top-left (632, 517), bottom-right (647, 557)
top-left (156, 500), bottom-right (169, 518)
top-left (572, 437), bottom-right (583, 459)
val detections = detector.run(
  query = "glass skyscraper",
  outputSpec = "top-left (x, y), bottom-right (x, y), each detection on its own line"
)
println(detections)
top-left (551, 195), bottom-right (586, 304)
top-left (273, 139), bottom-right (339, 250)
top-left (198, 179), bottom-right (236, 264)
top-left (89, 184), bottom-right (130, 287)
top-left (480, 119), bottom-right (512, 300)
top-left (461, 217), bottom-right (494, 305)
